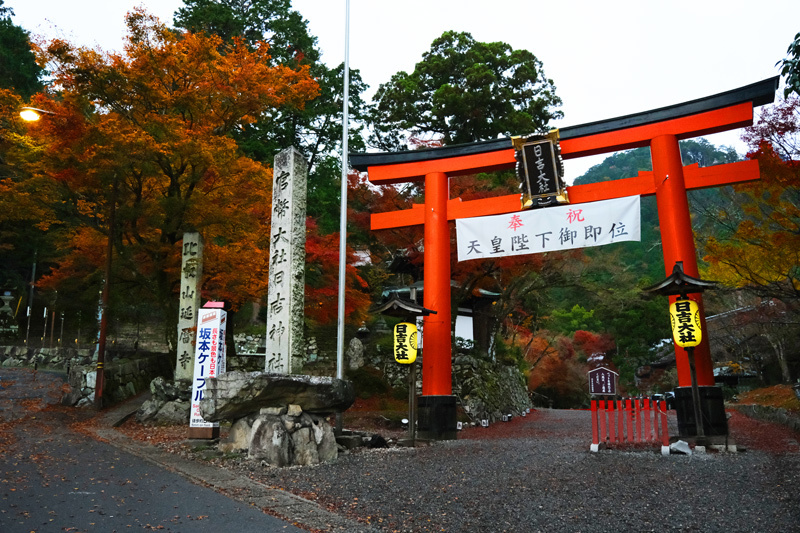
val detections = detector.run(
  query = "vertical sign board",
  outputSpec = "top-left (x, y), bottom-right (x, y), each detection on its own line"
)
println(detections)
top-left (515, 135), bottom-right (566, 209)
top-left (190, 306), bottom-right (227, 430)
top-left (589, 367), bottom-right (618, 396)
top-left (175, 232), bottom-right (204, 380)
top-left (265, 147), bottom-right (307, 374)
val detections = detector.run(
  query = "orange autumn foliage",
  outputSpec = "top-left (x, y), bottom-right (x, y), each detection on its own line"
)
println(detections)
top-left (526, 333), bottom-right (590, 407)
top-left (24, 10), bottom-right (318, 319)
top-left (703, 97), bottom-right (800, 301)
top-left (304, 219), bottom-right (371, 325)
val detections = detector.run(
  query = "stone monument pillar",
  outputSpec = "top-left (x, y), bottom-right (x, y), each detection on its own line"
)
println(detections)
top-left (265, 147), bottom-right (307, 374)
top-left (175, 232), bottom-right (204, 380)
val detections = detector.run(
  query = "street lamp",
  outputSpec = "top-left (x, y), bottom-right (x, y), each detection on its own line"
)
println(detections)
top-left (19, 105), bottom-right (110, 409)
top-left (20, 107), bottom-right (55, 122)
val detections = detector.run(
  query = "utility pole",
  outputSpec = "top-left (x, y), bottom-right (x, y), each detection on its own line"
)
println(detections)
top-left (25, 251), bottom-right (36, 347)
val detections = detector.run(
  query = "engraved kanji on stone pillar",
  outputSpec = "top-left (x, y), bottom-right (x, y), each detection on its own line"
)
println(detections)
top-left (266, 147), bottom-right (307, 374)
top-left (175, 231), bottom-right (204, 380)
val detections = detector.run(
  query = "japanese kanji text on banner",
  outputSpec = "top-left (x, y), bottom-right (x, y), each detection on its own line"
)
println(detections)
top-left (190, 307), bottom-right (227, 428)
top-left (456, 196), bottom-right (641, 262)
top-left (669, 299), bottom-right (703, 348)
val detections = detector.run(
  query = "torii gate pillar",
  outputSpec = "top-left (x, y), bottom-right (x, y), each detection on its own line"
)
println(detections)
top-left (418, 171), bottom-right (457, 440)
top-left (651, 134), bottom-right (725, 435)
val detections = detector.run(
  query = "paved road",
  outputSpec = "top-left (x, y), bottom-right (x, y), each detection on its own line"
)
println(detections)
top-left (0, 368), bottom-right (304, 533)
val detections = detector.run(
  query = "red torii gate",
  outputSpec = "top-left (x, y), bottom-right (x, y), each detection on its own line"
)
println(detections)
top-left (351, 78), bottom-right (778, 440)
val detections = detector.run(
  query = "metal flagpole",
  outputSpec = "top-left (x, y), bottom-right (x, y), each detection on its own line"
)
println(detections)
top-left (335, 0), bottom-right (351, 434)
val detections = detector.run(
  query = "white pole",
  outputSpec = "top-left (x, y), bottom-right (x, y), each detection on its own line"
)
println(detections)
top-left (336, 0), bottom-right (351, 383)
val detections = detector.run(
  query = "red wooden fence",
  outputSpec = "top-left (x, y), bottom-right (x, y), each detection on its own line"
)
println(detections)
top-left (591, 398), bottom-right (670, 454)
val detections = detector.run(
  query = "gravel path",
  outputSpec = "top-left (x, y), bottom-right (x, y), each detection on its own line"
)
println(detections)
top-left (230, 409), bottom-right (800, 533)
top-left (12, 368), bottom-right (797, 532)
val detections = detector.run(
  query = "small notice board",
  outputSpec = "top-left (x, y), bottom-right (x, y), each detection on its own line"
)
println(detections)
top-left (588, 367), bottom-right (618, 396)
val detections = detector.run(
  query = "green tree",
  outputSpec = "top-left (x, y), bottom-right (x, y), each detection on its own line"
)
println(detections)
top-left (175, 0), bottom-right (316, 65)
top-left (369, 31), bottom-right (562, 149)
top-left (0, 1), bottom-right (43, 98)
top-left (174, 0), bottom-right (371, 234)
top-left (545, 305), bottom-right (600, 335)
top-left (778, 31), bottom-right (800, 97)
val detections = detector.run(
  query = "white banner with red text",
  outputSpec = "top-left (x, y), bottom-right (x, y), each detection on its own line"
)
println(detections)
top-left (456, 196), bottom-right (641, 262)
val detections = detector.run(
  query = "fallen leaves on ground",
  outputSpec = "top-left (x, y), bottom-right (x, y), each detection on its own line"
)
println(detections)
top-left (737, 384), bottom-right (800, 412)
top-left (115, 419), bottom-right (194, 448)
top-left (728, 410), bottom-right (800, 454)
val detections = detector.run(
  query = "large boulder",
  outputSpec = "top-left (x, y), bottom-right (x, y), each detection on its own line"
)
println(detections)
top-left (151, 376), bottom-right (192, 402)
top-left (346, 337), bottom-right (365, 370)
top-left (219, 406), bottom-right (339, 466)
top-left (199, 371), bottom-right (355, 422)
top-left (249, 415), bottom-right (291, 466)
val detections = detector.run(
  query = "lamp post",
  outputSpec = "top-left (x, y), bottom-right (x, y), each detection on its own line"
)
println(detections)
top-left (25, 250), bottom-right (36, 347)
top-left (19, 109), bottom-right (49, 352)
top-left (371, 293), bottom-right (437, 447)
top-left (20, 105), bottom-right (111, 409)
top-left (93, 177), bottom-right (116, 409)
top-left (645, 261), bottom-right (718, 441)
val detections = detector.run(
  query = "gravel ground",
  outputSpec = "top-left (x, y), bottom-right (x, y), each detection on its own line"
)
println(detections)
top-left (216, 409), bottom-right (800, 533)
top-left (10, 368), bottom-right (796, 532)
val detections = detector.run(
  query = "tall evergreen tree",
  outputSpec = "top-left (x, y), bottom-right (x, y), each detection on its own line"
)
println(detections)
top-left (0, 0), bottom-right (43, 99)
top-left (369, 31), bottom-right (562, 150)
top-left (174, 0), bottom-right (370, 233)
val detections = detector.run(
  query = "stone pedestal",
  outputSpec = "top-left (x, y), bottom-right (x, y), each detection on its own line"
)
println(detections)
top-left (417, 395), bottom-right (457, 441)
top-left (674, 386), bottom-right (728, 437)
top-left (218, 406), bottom-right (338, 466)
top-left (188, 426), bottom-right (219, 440)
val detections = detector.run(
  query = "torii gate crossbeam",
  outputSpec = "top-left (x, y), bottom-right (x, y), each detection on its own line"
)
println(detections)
top-left (352, 77), bottom-right (778, 440)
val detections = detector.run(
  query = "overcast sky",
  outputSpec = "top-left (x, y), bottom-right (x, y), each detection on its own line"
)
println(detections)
top-left (8, 0), bottom-right (800, 178)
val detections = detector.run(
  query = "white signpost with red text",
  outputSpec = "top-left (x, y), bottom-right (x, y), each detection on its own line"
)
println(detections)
top-left (189, 302), bottom-right (227, 439)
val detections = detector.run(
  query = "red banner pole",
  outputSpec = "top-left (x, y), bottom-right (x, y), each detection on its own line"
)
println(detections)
top-left (660, 401), bottom-right (670, 448)
top-left (599, 399), bottom-right (607, 446)
top-left (626, 399), bottom-right (633, 443)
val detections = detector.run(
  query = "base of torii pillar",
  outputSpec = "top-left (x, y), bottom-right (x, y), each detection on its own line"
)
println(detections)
top-left (417, 395), bottom-right (458, 441)
top-left (673, 386), bottom-right (728, 438)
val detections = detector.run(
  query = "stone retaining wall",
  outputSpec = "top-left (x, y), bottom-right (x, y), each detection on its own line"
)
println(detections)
top-left (733, 403), bottom-right (800, 433)
top-left (452, 355), bottom-right (533, 423)
top-left (381, 351), bottom-right (533, 424)
top-left (61, 353), bottom-right (173, 407)
top-left (0, 345), bottom-right (172, 407)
